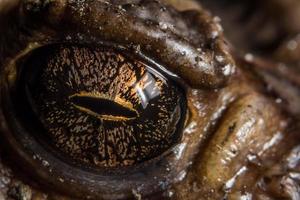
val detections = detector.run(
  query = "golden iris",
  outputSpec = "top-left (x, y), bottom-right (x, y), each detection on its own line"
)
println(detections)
top-left (15, 44), bottom-right (186, 168)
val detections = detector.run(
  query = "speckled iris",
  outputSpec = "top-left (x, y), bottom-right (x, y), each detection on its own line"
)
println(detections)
top-left (21, 45), bottom-right (186, 168)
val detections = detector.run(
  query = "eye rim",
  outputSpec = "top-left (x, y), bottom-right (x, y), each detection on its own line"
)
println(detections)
top-left (15, 42), bottom-right (188, 171)
top-left (0, 40), bottom-right (190, 199)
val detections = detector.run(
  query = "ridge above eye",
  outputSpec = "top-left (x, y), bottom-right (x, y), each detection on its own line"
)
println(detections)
top-left (21, 0), bottom-right (235, 89)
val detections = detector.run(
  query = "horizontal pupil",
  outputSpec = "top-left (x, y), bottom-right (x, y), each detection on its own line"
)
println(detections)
top-left (69, 95), bottom-right (138, 120)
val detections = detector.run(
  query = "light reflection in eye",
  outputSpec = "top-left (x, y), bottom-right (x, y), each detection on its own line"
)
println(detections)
top-left (134, 72), bottom-right (162, 109)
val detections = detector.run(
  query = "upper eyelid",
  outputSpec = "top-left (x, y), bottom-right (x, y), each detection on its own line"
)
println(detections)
top-left (18, 0), bottom-right (235, 89)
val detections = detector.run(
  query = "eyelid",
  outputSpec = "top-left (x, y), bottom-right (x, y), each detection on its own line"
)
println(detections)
top-left (21, 0), bottom-right (235, 89)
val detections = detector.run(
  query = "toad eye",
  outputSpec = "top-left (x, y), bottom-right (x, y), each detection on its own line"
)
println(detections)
top-left (16, 44), bottom-right (186, 168)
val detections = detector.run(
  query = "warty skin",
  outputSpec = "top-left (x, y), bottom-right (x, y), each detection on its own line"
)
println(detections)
top-left (0, 0), bottom-right (299, 199)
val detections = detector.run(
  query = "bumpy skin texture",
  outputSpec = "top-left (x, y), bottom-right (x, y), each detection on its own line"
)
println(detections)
top-left (0, 0), bottom-right (299, 200)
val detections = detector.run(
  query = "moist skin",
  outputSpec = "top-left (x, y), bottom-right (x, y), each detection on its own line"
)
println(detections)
top-left (0, 0), bottom-right (299, 199)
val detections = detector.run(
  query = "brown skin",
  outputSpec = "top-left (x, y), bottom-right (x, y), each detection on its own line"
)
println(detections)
top-left (0, 0), bottom-right (299, 200)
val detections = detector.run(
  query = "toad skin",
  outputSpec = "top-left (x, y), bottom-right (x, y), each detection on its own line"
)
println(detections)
top-left (0, 0), bottom-right (299, 199)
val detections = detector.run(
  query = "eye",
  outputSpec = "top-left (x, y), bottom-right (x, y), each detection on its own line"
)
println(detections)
top-left (15, 44), bottom-right (186, 168)
top-left (1, 42), bottom-right (189, 199)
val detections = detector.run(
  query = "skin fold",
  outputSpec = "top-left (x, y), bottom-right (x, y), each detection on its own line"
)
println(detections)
top-left (0, 0), bottom-right (299, 199)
